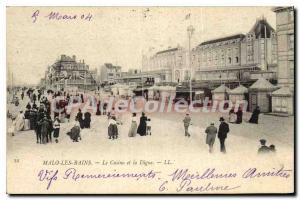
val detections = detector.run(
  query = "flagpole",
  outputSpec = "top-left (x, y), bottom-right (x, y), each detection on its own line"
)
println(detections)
top-left (187, 25), bottom-right (194, 104)
top-left (185, 12), bottom-right (194, 104)
top-left (11, 72), bottom-right (14, 99)
top-left (84, 70), bottom-right (87, 92)
top-left (264, 22), bottom-right (268, 71)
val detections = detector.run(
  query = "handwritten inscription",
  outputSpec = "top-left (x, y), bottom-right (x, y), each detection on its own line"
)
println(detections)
top-left (37, 166), bottom-right (292, 193)
top-left (31, 10), bottom-right (93, 23)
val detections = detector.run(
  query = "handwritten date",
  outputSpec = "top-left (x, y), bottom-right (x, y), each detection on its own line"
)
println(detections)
top-left (32, 10), bottom-right (93, 23)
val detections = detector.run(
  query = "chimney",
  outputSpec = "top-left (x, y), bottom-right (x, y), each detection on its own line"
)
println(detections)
top-left (72, 55), bottom-right (76, 61)
top-left (83, 59), bottom-right (85, 64)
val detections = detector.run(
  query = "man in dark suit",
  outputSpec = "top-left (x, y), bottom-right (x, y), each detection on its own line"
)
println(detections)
top-left (218, 117), bottom-right (230, 153)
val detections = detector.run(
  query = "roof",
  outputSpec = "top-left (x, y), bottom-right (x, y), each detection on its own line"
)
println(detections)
top-left (228, 85), bottom-right (248, 94)
top-left (249, 19), bottom-right (275, 35)
top-left (272, 6), bottom-right (294, 12)
top-left (212, 84), bottom-right (231, 93)
top-left (198, 34), bottom-right (245, 46)
top-left (249, 78), bottom-right (276, 91)
top-left (272, 87), bottom-right (293, 97)
top-left (156, 47), bottom-right (179, 55)
top-left (103, 63), bottom-right (121, 69)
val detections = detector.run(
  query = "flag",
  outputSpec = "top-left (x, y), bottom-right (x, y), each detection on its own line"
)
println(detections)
top-left (185, 13), bottom-right (191, 20)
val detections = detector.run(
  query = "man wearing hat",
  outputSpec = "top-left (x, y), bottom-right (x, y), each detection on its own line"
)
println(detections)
top-left (218, 117), bottom-right (230, 153)
top-left (205, 122), bottom-right (218, 153)
top-left (258, 139), bottom-right (270, 154)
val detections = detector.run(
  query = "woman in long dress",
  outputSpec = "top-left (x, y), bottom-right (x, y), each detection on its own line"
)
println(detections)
top-left (23, 108), bottom-right (31, 130)
top-left (15, 111), bottom-right (25, 131)
top-left (96, 100), bottom-right (101, 115)
top-left (228, 108), bottom-right (236, 123)
top-left (128, 113), bottom-right (137, 137)
top-left (249, 106), bottom-right (260, 124)
top-left (236, 107), bottom-right (243, 124)
top-left (137, 112), bottom-right (147, 136)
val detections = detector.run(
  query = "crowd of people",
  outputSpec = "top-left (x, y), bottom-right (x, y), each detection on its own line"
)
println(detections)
top-left (8, 87), bottom-right (271, 154)
top-left (8, 88), bottom-right (155, 144)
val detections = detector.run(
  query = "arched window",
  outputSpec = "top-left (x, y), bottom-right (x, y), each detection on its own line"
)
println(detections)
top-left (228, 57), bottom-right (232, 64)
top-left (235, 57), bottom-right (239, 63)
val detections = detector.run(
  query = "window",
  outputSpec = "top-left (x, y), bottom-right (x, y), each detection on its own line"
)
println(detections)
top-left (288, 34), bottom-right (294, 50)
top-left (228, 57), bottom-right (232, 64)
top-left (235, 57), bottom-right (239, 63)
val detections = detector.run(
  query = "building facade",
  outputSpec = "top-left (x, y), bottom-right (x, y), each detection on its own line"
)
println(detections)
top-left (117, 69), bottom-right (171, 87)
top-left (142, 45), bottom-right (188, 83)
top-left (44, 55), bottom-right (96, 90)
top-left (99, 63), bottom-right (122, 84)
top-left (142, 18), bottom-right (278, 88)
top-left (272, 7), bottom-right (294, 92)
top-left (192, 18), bottom-right (277, 86)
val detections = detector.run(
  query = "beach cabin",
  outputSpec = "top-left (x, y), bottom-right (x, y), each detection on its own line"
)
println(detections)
top-left (212, 84), bottom-right (231, 101)
top-left (271, 87), bottom-right (293, 115)
top-left (248, 78), bottom-right (277, 113)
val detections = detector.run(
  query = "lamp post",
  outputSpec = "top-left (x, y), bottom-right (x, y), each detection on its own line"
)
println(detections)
top-left (187, 25), bottom-right (195, 103)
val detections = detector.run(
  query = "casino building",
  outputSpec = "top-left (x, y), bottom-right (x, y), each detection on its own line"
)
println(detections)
top-left (142, 18), bottom-right (278, 88)
top-left (192, 18), bottom-right (278, 88)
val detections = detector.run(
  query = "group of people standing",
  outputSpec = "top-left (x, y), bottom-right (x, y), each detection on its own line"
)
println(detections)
top-left (9, 89), bottom-right (60, 144)
top-left (228, 106), bottom-right (261, 124)
top-left (128, 112), bottom-right (151, 138)
top-left (76, 109), bottom-right (92, 129)
top-left (258, 139), bottom-right (276, 154)
top-left (182, 113), bottom-right (230, 153)
top-left (183, 105), bottom-right (262, 154)
top-left (204, 117), bottom-right (230, 153)
top-left (9, 87), bottom-right (266, 153)
top-left (107, 111), bottom-right (152, 140)
top-left (228, 107), bottom-right (243, 124)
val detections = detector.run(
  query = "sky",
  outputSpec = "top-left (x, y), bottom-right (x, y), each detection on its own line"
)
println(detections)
top-left (6, 7), bottom-right (276, 85)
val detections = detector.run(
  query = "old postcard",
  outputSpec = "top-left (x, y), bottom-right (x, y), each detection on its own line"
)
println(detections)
top-left (6, 6), bottom-right (295, 194)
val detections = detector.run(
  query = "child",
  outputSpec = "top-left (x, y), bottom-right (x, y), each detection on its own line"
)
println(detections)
top-left (108, 116), bottom-right (119, 140)
top-left (8, 118), bottom-right (17, 137)
top-left (146, 118), bottom-right (152, 136)
top-left (53, 117), bottom-right (60, 143)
